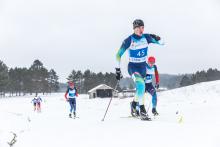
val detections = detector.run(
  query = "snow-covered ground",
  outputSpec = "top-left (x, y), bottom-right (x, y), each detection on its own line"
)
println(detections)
top-left (1, 80), bottom-right (220, 147)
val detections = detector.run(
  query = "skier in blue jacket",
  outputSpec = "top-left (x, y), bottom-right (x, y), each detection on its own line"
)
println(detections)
top-left (116, 19), bottom-right (163, 120)
top-left (65, 81), bottom-right (78, 118)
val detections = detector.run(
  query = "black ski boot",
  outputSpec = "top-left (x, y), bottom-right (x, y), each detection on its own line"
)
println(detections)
top-left (152, 108), bottom-right (159, 116)
top-left (130, 101), bottom-right (139, 117)
top-left (69, 113), bottom-right (72, 118)
top-left (139, 105), bottom-right (151, 121)
top-left (73, 112), bottom-right (76, 118)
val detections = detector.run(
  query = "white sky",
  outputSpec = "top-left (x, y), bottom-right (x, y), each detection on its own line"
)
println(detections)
top-left (0, 0), bottom-right (220, 82)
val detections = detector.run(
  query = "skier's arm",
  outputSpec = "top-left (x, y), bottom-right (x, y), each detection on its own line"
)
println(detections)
top-left (144, 34), bottom-right (163, 45)
top-left (64, 89), bottom-right (69, 100)
top-left (154, 65), bottom-right (160, 84)
top-left (116, 37), bottom-right (131, 67)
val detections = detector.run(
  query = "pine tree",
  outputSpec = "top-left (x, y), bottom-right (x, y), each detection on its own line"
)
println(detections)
top-left (0, 60), bottom-right (9, 97)
top-left (48, 69), bottom-right (59, 93)
top-left (180, 75), bottom-right (192, 87)
top-left (29, 59), bottom-right (49, 95)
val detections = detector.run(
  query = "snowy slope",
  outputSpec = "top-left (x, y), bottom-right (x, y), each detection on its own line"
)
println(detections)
top-left (1, 81), bottom-right (220, 147)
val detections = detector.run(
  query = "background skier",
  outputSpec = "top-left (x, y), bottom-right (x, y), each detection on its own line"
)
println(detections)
top-left (145, 56), bottom-right (160, 116)
top-left (65, 81), bottom-right (78, 118)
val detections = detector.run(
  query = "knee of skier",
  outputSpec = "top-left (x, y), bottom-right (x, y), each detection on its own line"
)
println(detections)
top-left (134, 75), bottom-right (145, 89)
top-left (134, 75), bottom-right (145, 105)
top-left (150, 89), bottom-right (156, 96)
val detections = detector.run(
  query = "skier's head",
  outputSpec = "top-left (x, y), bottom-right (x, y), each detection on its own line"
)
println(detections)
top-left (133, 19), bottom-right (144, 29)
top-left (148, 56), bottom-right (156, 66)
top-left (68, 81), bottom-right (74, 89)
top-left (133, 19), bottom-right (144, 36)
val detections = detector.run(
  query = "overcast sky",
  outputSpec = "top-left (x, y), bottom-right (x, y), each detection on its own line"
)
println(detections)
top-left (0, 0), bottom-right (220, 82)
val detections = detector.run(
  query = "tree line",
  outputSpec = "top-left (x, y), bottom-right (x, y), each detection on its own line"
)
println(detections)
top-left (180, 68), bottom-right (220, 87)
top-left (3, 59), bottom-right (218, 96)
top-left (67, 69), bottom-right (118, 94)
top-left (68, 68), bottom-right (220, 93)
top-left (0, 59), bottom-right (59, 97)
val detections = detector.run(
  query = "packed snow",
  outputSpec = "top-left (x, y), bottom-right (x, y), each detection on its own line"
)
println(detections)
top-left (1, 80), bottom-right (220, 147)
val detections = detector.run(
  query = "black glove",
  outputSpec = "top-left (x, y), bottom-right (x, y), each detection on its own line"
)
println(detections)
top-left (115, 68), bottom-right (123, 80)
top-left (150, 34), bottom-right (161, 41)
top-left (155, 83), bottom-right (159, 89)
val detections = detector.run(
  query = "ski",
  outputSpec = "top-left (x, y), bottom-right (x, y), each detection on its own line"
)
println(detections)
top-left (120, 116), bottom-right (152, 121)
top-left (69, 116), bottom-right (79, 119)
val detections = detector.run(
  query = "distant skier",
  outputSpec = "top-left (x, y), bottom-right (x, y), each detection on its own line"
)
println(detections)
top-left (116, 19), bottom-right (163, 120)
top-left (31, 97), bottom-right (37, 111)
top-left (64, 81), bottom-right (78, 118)
top-left (145, 56), bottom-right (160, 116)
top-left (31, 95), bottom-right (42, 112)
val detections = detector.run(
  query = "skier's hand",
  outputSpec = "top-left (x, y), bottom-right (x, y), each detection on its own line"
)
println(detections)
top-left (66, 98), bottom-right (69, 102)
top-left (115, 68), bottom-right (123, 80)
top-left (150, 34), bottom-right (161, 41)
top-left (155, 83), bottom-right (159, 89)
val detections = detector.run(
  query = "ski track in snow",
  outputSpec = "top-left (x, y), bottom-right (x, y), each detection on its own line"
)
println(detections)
top-left (1, 81), bottom-right (220, 147)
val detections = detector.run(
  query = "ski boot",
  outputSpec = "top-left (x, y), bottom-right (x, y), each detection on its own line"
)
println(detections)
top-left (69, 113), bottom-right (72, 118)
top-left (130, 101), bottom-right (139, 117)
top-left (73, 112), bottom-right (76, 118)
top-left (139, 105), bottom-right (151, 121)
top-left (152, 108), bottom-right (159, 116)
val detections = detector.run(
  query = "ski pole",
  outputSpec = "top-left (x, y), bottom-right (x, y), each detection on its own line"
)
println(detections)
top-left (101, 80), bottom-right (119, 121)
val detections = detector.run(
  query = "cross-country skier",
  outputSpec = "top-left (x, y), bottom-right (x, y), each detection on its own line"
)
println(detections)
top-left (31, 95), bottom-right (42, 112)
top-left (31, 97), bottom-right (38, 111)
top-left (64, 81), bottom-right (78, 118)
top-left (145, 56), bottom-right (160, 116)
top-left (115, 19), bottom-right (163, 120)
